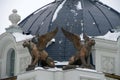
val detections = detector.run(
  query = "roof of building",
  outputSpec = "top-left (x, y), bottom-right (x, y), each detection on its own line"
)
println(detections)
top-left (19, 0), bottom-right (120, 36)
top-left (18, 0), bottom-right (120, 61)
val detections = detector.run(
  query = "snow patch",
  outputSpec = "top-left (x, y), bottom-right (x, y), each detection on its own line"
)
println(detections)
top-left (55, 61), bottom-right (68, 65)
top-left (79, 31), bottom-right (120, 41)
top-left (70, 9), bottom-right (78, 16)
top-left (52, 0), bottom-right (66, 22)
top-left (96, 31), bottom-right (120, 41)
top-left (76, 1), bottom-right (82, 10)
top-left (12, 32), bottom-right (33, 42)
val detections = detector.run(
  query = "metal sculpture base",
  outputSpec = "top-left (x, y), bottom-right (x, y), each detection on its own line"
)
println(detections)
top-left (62, 65), bottom-right (79, 70)
top-left (26, 65), bottom-right (35, 71)
top-left (62, 64), bottom-right (95, 70)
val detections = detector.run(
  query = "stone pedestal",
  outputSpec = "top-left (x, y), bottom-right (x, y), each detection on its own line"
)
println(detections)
top-left (17, 68), bottom-right (106, 80)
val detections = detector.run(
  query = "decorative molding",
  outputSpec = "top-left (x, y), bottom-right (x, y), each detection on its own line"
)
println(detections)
top-left (6, 27), bottom-right (22, 33)
top-left (95, 38), bottom-right (117, 53)
top-left (101, 56), bottom-right (115, 74)
top-left (0, 33), bottom-right (16, 59)
top-left (6, 9), bottom-right (22, 33)
top-left (9, 9), bottom-right (21, 27)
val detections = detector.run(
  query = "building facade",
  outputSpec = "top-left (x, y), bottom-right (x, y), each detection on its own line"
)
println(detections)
top-left (0, 0), bottom-right (120, 79)
top-left (0, 30), bottom-right (120, 80)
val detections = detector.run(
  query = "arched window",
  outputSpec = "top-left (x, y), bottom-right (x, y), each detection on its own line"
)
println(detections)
top-left (6, 48), bottom-right (15, 77)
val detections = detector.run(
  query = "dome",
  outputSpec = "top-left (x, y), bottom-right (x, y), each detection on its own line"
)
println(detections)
top-left (19, 0), bottom-right (120, 61)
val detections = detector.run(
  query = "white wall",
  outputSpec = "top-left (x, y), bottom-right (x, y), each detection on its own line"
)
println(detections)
top-left (0, 33), bottom-right (16, 78)
top-left (17, 68), bottom-right (106, 80)
top-left (95, 38), bottom-right (120, 76)
top-left (0, 32), bottom-right (31, 78)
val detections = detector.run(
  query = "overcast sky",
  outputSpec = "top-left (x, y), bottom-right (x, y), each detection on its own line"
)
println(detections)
top-left (0, 0), bottom-right (120, 34)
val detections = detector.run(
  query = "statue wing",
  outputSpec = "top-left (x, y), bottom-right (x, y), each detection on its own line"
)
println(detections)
top-left (61, 28), bottom-right (82, 50)
top-left (37, 27), bottom-right (58, 50)
top-left (83, 33), bottom-right (89, 42)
